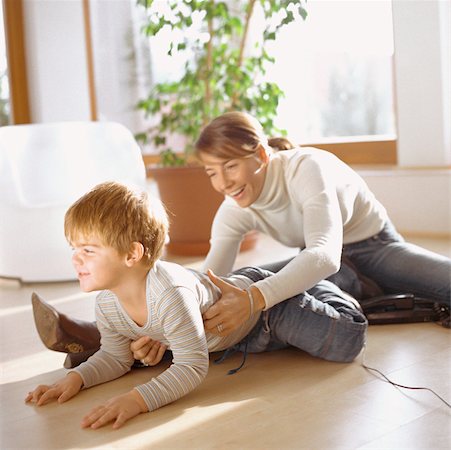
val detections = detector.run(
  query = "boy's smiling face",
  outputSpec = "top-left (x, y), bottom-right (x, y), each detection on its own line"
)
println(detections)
top-left (70, 235), bottom-right (127, 293)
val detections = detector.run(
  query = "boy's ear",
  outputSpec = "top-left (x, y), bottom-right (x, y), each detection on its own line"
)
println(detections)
top-left (125, 242), bottom-right (145, 267)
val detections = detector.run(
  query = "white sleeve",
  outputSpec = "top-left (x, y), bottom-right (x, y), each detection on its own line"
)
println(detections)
top-left (202, 201), bottom-right (255, 275)
top-left (254, 156), bottom-right (344, 308)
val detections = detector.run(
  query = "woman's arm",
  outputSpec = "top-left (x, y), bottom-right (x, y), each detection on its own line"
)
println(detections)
top-left (204, 205), bottom-right (342, 336)
top-left (202, 202), bottom-right (255, 275)
top-left (202, 239), bottom-right (240, 276)
top-left (204, 154), bottom-right (345, 335)
top-left (254, 156), bottom-right (344, 309)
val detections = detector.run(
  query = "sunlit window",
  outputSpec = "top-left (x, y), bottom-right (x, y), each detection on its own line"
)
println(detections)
top-left (0, 1), bottom-right (11, 126)
top-left (265, 0), bottom-right (396, 143)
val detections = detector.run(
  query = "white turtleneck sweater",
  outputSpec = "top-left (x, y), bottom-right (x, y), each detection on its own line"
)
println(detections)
top-left (202, 147), bottom-right (388, 309)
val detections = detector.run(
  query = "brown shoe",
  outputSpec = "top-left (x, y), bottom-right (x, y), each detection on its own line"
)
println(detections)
top-left (31, 292), bottom-right (101, 354)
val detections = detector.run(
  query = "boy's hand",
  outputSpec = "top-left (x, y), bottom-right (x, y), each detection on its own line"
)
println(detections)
top-left (25, 372), bottom-right (83, 406)
top-left (81, 390), bottom-right (148, 430)
top-left (130, 336), bottom-right (167, 366)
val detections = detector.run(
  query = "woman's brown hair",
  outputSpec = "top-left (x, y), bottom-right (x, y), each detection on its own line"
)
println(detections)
top-left (195, 111), bottom-right (294, 160)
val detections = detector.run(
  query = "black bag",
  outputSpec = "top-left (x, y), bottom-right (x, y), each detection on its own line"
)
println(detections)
top-left (338, 256), bottom-right (450, 328)
top-left (359, 293), bottom-right (450, 327)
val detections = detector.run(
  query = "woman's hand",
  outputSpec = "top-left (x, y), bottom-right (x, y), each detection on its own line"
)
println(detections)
top-left (81, 390), bottom-right (148, 430)
top-left (25, 372), bottom-right (83, 406)
top-left (130, 336), bottom-right (167, 366)
top-left (203, 270), bottom-right (265, 336)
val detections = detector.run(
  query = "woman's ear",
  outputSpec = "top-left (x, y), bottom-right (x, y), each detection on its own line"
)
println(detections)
top-left (125, 242), bottom-right (145, 267)
top-left (257, 145), bottom-right (270, 164)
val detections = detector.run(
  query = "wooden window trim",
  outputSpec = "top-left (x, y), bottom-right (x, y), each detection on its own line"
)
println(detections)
top-left (3, 0), bottom-right (30, 124)
top-left (82, 0), bottom-right (97, 121)
top-left (300, 135), bottom-right (397, 166)
top-left (143, 136), bottom-right (397, 172)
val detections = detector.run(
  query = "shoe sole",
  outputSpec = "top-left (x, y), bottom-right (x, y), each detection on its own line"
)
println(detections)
top-left (31, 292), bottom-right (85, 353)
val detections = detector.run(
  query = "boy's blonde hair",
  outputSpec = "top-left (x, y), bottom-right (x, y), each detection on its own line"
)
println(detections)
top-left (64, 181), bottom-right (168, 268)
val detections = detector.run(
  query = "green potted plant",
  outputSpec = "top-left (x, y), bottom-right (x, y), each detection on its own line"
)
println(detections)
top-left (136, 0), bottom-right (307, 255)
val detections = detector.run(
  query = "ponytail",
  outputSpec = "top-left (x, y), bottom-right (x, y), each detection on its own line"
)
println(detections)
top-left (268, 137), bottom-right (295, 151)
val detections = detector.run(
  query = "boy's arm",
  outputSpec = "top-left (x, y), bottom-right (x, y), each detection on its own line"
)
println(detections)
top-left (81, 287), bottom-right (209, 429)
top-left (70, 300), bottom-right (135, 388)
top-left (25, 297), bottom-right (133, 409)
top-left (80, 389), bottom-right (148, 430)
top-left (134, 287), bottom-right (210, 412)
top-left (25, 371), bottom-right (83, 406)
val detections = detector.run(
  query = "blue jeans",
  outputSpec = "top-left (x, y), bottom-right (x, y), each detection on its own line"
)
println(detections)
top-left (339, 221), bottom-right (451, 306)
top-left (264, 221), bottom-right (451, 306)
top-left (232, 267), bottom-right (368, 363)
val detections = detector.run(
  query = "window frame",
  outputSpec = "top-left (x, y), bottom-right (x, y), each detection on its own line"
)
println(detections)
top-left (301, 136), bottom-right (397, 165)
top-left (2, 0), bottom-right (30, 124)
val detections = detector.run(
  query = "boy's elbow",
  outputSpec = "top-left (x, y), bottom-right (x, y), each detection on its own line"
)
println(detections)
top-left (182, 364), bottom-right (208, 394)
top-left (186, 358), bottom-right (209, 386)
top-left (196, 360), bottom-right (209, 381)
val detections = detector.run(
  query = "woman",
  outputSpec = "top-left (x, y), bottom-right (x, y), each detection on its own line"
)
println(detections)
top-left (195, 111), bottom-right (450, 337)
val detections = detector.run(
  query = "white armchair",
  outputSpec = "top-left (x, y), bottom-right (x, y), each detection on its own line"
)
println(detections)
top-left (0, 121), bottom-right (146, 282)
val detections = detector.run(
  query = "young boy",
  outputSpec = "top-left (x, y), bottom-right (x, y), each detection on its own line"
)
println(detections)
top-left (26, 181), bottom-right (367, 430)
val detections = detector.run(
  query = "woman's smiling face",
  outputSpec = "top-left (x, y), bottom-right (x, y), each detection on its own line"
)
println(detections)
top-left (199, 147), bottom-right (269, 208)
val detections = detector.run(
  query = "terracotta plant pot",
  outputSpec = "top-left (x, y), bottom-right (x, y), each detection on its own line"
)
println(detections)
top-left (148, 164), bottom-right (258, 256)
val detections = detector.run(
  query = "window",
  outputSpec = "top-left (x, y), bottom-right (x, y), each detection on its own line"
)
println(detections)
top-left (135, 0), bottom-right (397, 164)
top-left (265, 0), bottom-right (396, 145)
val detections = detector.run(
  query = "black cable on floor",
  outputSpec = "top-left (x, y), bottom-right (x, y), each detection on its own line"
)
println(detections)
top-left (361, 347), bottom-right (451, 409)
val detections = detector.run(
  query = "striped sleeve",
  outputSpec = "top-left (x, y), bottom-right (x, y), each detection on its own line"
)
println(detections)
top-left (134, 286), bottom-right (209, 412)
top-left (70, 297), bottom-right (135, 387)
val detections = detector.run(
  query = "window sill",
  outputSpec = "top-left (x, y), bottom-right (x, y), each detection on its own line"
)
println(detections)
top-left (300, 135), bottom-right (397, 165)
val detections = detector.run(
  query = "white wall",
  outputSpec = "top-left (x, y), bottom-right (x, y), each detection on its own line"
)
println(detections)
top-left (21, 0), bottom-right (451, 236)
top-left (23, 0), bottom-right (91, 122)
top-left (359, 168), bottom-right (450, 236)
top-left (392, 0), bottom-right (450, 167)
top-left (357, 0), bottom-right (450, 236)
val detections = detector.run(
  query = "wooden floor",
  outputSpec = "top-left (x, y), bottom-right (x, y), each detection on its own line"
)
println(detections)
top-left (1, 235), bottom-right (450, 449)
